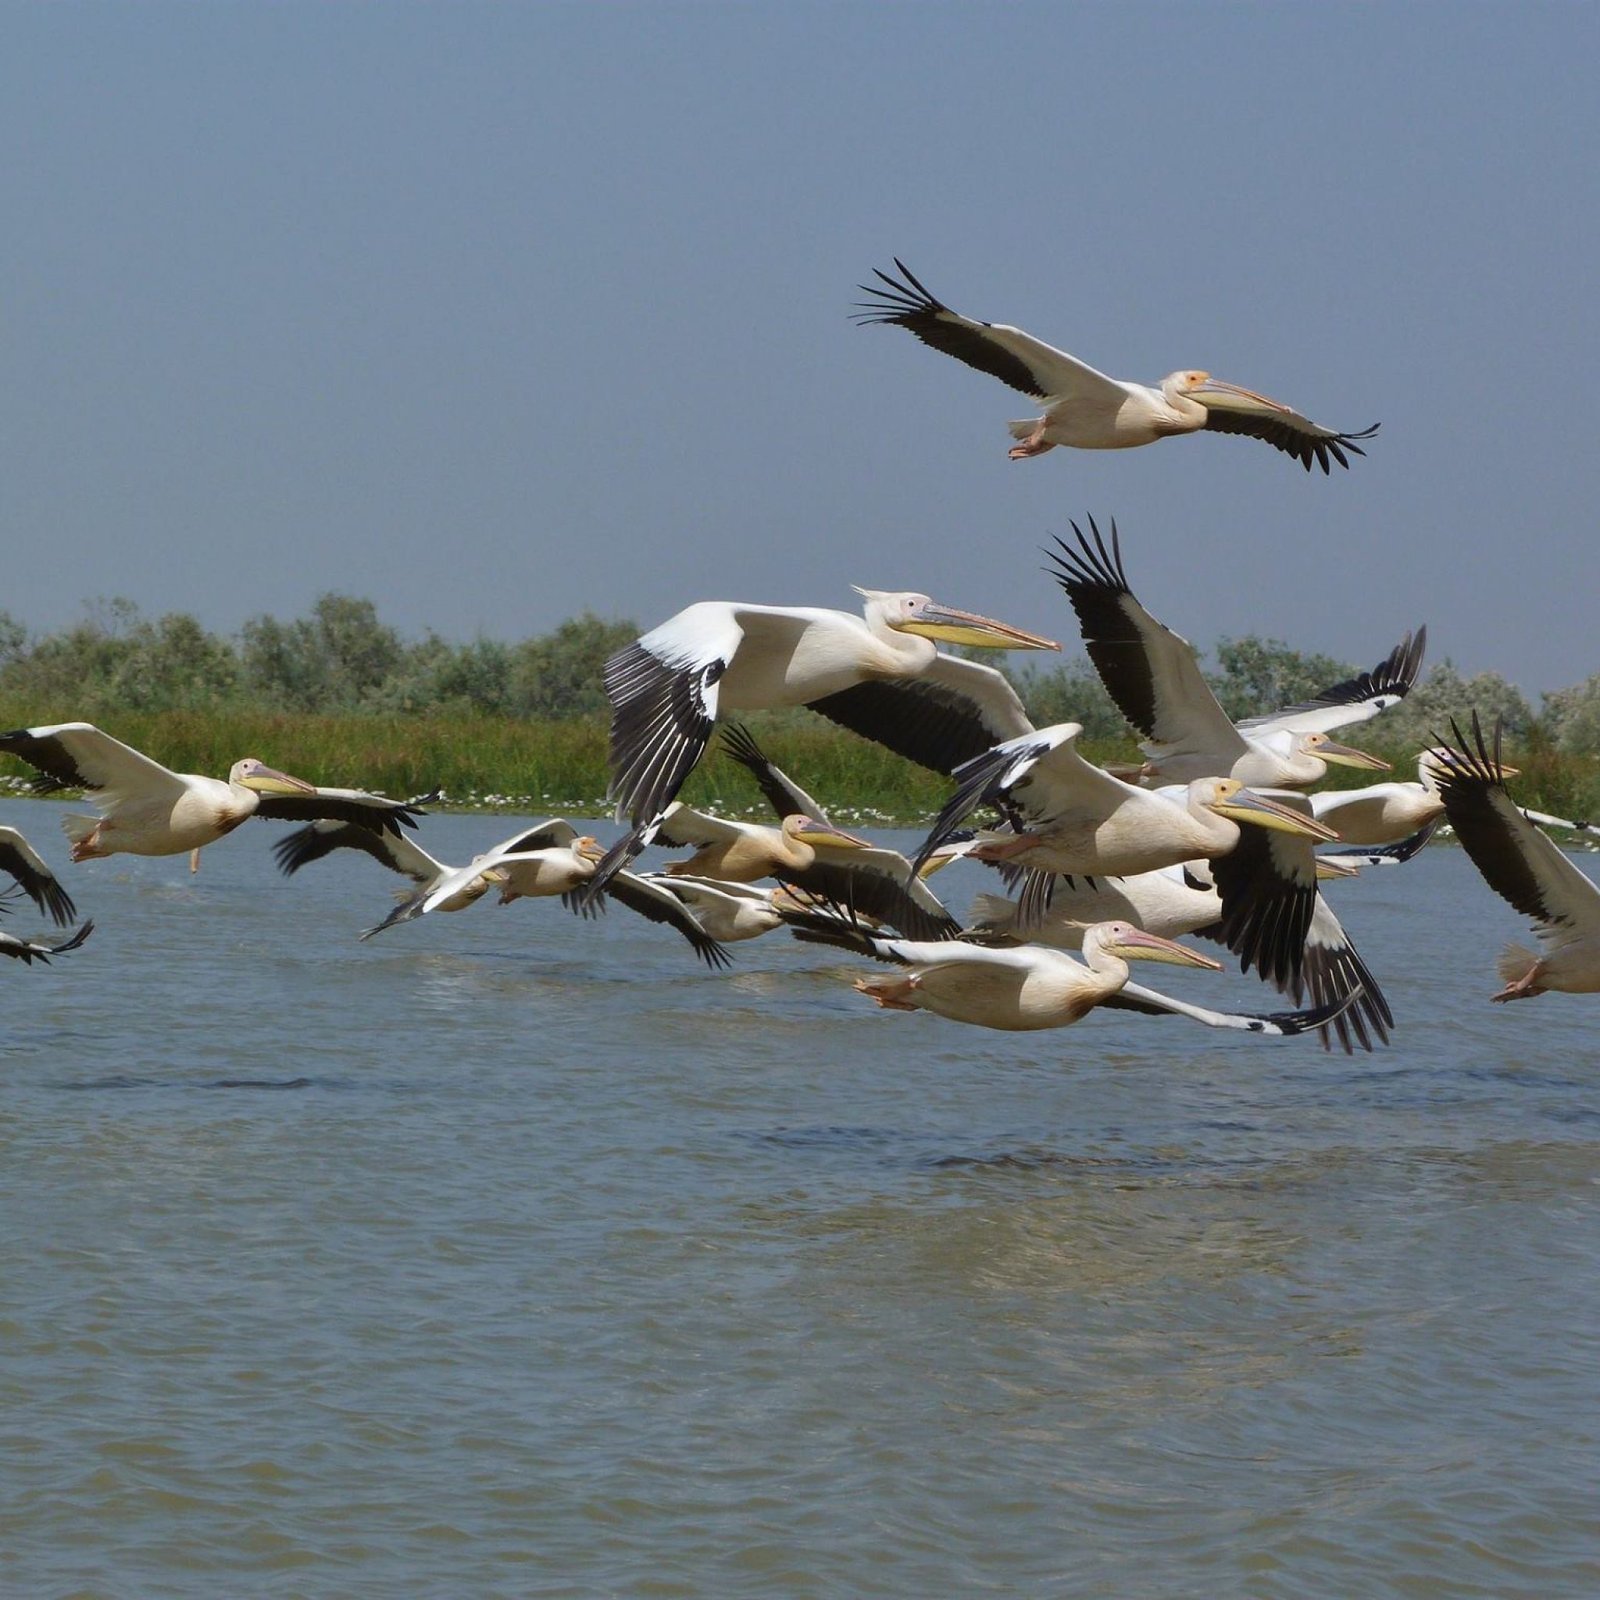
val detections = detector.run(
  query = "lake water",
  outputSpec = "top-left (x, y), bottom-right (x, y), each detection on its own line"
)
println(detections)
top-left (3, 795), bottom-right (1598, 1598)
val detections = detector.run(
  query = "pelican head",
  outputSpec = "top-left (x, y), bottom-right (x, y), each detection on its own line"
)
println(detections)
top-left (231, 758), bottom-right (317, 796)
top-left (852, 587), bottom-right (1059, 651)
top-left (1199, 778), bottom-right (1341, 842)
top-left (575, 835), bottom-right (607, 865)
top-left (1419, 745), bottom-right (1516, 786)
top-left (1169, 371), bottom-right (1292, 416)
top-left (1300, 732), bottom-right (1390, 773)
top-left (1084, 920), bottom-right (1223, 971)
top-left (781, 814), bottom-right (870, 851)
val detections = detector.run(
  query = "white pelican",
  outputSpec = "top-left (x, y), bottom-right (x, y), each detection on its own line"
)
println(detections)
top-left (629, 876), bottom-right (824, 945)
top-left (789, 912), bottom-right (1355, 1037)
top-left (275, 806), bottom-right (534, 915)
top-left (1049, 519), bottom-right (1411, 786)
top-left (360, 821), bottom-right (732, 966)
top-left (915, 722), bottom-right (1338, 888)
top-left (645, 802), bottom-right (960, 942)
top-left (854, 260), bottom-right (1379, 473)
top-left (0, 825), bottom-right (78, 925)
top-left (1434, 715), bottom-right (1600, 1003)
top-left (0, 723), bottom-right (427, 861)
top-left (0, 919), bottom-right (93, 966)
top-left (1309, 750), bottom-right (1589, 849)
top-left (591, 587), bottom-right (1056, 893)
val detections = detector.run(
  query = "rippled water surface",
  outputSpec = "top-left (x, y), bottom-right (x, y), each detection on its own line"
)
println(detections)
top-left (3, 797), bottom-right (1598, 1597)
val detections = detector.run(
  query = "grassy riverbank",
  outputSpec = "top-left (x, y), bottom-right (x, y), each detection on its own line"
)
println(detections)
top-left (1, 706), bottom-right (1595, 827)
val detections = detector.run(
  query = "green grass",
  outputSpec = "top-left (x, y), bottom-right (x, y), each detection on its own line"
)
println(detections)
top-left (1, 705), bottom-right (1594, 828)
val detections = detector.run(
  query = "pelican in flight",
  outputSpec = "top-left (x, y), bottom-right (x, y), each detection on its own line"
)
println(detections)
top-left (644, 802), bottom-right (960, 941)
top-left (352, 820), bottom-right (733, 966)
top-left (1049, 518), bottom-right (1413, 787)
top-left (0, 826), bottom-right (78, 925)
top-left (0, 723), bottom-right (426, 861)
top-left (1434, 715), bottom-right (1600, 1003)
top-left (627, 876), bottom-right (827, 945)
top-left (591, 586), bottom-right (1057, 893)
top-left (853, 260), bottom-right (1378, 472)
top-left (915, 722), bottom-right (1338, 886)
top-left (0, 920), bottom-right (94, 966)
top-left (789, 911), bottom-right (1356, 1037)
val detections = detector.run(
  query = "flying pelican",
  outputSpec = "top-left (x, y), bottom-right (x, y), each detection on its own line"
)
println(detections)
top-left (275, 806), bottom-right (551, 916)
top-left (853, 259), bottom-right (1379, 473)
top-left (0, 825), bottom-right (78, 925)
top-left (788, 911), bottom-right (1356, 1037)
top-left (627, 876), bottom-right (826, 945)
top-left (718, 722), bottom-right (970, 881)
top-left (1433, 715), bottom-right (1600, 1003)
top-left (915, 722), bottom-right (1338, 886)
top-left (1049, 518), bottom-right (1412, 787)
top-left (0, 723), bottom-right (426, 861)
top-left (643, 802), bottom-right (960, 942)
top-left (0, 919), bottom-right (94, 966)
top-left (1309, 750), bottom-right (1590, 848)
top-left (358, 821), bottom-right (732, 966)
top-left (590, 587), bottom-right (1057, 894)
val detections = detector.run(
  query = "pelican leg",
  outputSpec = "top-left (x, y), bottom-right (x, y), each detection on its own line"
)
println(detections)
top-left (1007, 417), bottom-right (1056, 460)
top-left (1490, 961), bottom-right (1547, 1003)
top-left (971, 831), bottom-right (1046, 863)
top-left (854, 974), bottom-right (920, 1011)
top-left (67, 828), bottom-right (108, 863)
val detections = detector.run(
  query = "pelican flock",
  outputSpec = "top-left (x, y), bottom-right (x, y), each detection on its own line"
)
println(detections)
top-left (0, 256), bottom-right (1591, 1085)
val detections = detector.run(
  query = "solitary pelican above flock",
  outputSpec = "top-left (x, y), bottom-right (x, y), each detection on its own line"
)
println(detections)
top-left (854, 259), bottom-right (1380, 471)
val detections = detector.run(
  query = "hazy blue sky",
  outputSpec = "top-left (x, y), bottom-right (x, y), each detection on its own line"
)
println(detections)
top-left (3, 4), bottom-right (1595, 692)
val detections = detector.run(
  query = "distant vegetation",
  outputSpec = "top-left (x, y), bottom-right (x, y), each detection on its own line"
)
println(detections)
top-left (0, 595), bottom-right (1594, 821)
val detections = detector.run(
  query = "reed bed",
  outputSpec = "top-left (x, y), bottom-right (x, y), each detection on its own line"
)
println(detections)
top-left (0, 705), bottom-right (1594, 830)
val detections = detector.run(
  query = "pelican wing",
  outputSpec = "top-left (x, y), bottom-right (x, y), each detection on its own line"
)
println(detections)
top-left (1195, 388), bottom-right (1380, 474)
top-left (719, 723), bottom-right (835, 827)
top-left (784, 849), bottom-right (960, 943)
top-left (0, 722), bottom-right (188, 801)
top-left (1200, 798), bottom-right (1391, 1053)
top-left (600, 870), bottom-right (733, 969)
top-left (1046, 519), bottom-right (1244, 767)
top-left (603, 603), bottom-right (743, 829)
top-left (273, 818), bottom-right (448, 884)
top-left (1435, 715), bottom-right (1600, 940)
top-left (253, 786), bottom-right (428, 837)
top-left (913, 722), bottom-right (1127, 870)
top-left (654, 804), bottom-right (746, 852)
top-left (490, 820), bottom-right (581, 855)
top-left (852, 259), bottom-right (1128, 406)
top-left (1240, 628), bottom-right (1427, 736)
top-left (806, 651), bottom-right (1034, 776)
top-left (1101, 980), bottom-right (1361, 1036)
top-left (0, 825), bottom-right (77, 925)
top-left (1203, 806), bottom-right (1321, 993)
top-left (1317, 818), bottom-right (1439, 872)
top-left (0, 918), bottom-right (93, 964)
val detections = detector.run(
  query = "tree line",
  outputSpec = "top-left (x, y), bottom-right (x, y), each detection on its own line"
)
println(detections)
top-left (0, 593), bottom-right (1596, 758)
